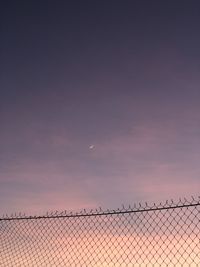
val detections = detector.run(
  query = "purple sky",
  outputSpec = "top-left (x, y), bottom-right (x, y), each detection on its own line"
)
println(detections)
top-left (1, 1), bottom-right (200, 215)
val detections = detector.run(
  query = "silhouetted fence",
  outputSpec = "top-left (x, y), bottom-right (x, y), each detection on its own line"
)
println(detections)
top-left (0, 197), bottom-right (200, 266)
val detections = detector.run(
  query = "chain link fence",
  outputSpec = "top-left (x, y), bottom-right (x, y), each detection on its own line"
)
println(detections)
top-left (0, 197), bottom-right (200, 266)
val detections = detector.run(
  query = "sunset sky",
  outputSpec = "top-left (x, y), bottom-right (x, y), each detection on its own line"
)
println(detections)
top-left (1, 1), bottom-right (200, 215)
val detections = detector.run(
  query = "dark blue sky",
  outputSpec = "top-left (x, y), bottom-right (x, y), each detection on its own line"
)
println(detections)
top-left (1, 1), bottom-right (200, 215)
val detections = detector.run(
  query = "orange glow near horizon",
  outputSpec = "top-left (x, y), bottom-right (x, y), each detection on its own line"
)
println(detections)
top-left (1, 231), bottom-right (199, 266)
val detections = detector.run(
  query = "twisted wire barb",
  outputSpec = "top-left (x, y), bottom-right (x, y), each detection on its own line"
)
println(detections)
top-left (0, 195), bottom-right (199, 220)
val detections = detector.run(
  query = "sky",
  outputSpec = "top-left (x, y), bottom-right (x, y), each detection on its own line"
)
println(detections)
top-left (0, 0), bottom-right (200, 215)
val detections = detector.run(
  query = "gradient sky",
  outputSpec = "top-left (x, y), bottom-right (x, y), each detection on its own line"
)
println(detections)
top-left (1, 0), bottom-right (200, 215)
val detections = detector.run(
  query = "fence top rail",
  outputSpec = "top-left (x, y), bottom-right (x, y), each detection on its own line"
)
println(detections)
top-left (0, 196), bottom-right (199, 221)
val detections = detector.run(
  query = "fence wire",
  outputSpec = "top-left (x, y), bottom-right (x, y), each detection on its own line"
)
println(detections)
top-left (0, 197), bottom-right (200, 266)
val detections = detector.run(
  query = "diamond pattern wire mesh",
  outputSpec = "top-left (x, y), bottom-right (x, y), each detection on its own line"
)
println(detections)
top-left (0, 197), bottom-right (200, 266)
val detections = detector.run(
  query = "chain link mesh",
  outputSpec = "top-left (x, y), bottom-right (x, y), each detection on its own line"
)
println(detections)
top-left (0, 197), bottom-right (200, 266)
